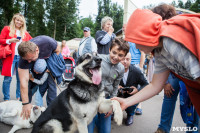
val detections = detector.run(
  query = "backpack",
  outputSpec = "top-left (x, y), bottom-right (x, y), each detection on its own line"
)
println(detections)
top-left (179, 81), bottom-right (194, 124)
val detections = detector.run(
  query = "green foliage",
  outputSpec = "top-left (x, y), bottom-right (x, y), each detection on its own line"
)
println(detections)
top-left (95, 0), bottom-right (124, 35)
top-left (0, 0), bottom-right (80, 41)
top-left (190, 0), bottom-right (200, 12)
top-left (79, 16), bottom-right (95, 37)
top-left (185, 0), bottom-right (192, 9)
top-left (178, 0), bottom-right (185, 8)
top-left (0, 0), bottom-right (15, 26)
top-left (170, 0), bottom-right (199, 13)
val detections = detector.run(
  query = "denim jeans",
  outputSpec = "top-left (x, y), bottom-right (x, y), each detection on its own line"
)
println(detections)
top-left (88, 113), bottom-right (111, 133)
top-left (28, 74), bottom-right (56, 106)
top-left (158, 73), bottom-right (199, 133)
top-left (158, 73), bottom-right (180, 133)
top-left (2, 55), bottom-right (20, 100)
top-left (35, 89), bottom-right (43, 106)
top-left (39, 75), bottom-right (57, 106)
top-left (125, 103), bottom-right (138, 116)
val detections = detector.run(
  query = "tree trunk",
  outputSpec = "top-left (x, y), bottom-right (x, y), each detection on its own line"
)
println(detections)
top-left (53, 19), bottom-right (56, 39)
top-left (64, 24), bottom-right (66, 37)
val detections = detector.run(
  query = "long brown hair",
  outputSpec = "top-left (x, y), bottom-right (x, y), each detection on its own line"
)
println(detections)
top-left (152, 4), bottom-right (176, 20)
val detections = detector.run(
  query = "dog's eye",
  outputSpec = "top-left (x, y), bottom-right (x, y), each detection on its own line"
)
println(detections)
top-left (85, 54), bottom-right (91, 59)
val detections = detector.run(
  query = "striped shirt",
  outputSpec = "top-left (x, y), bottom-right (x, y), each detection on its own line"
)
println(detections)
top-left (154, 37), bottom-right (200, 80)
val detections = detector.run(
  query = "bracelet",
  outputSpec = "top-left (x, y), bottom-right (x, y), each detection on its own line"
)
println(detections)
top-left (22, 102), bottom-right (30, 105)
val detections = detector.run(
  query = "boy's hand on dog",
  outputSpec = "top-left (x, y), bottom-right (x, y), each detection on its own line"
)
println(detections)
top-left (105, 109), bottom-right (113, 118)
top-left (21, 104), bottom-right (32, 120)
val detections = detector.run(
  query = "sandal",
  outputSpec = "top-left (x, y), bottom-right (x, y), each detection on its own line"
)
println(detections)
top-left (135, 108), bottom-right (142, 115)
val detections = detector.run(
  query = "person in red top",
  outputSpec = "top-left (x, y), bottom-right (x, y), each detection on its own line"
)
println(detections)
top-left (112, 9), bottom-right (200, 116)
top-left (0, 13), bottom-right (32, 101)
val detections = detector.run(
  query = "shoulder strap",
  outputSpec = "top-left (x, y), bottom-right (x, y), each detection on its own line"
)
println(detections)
top-left (79, 37), bottom-right (90, 46)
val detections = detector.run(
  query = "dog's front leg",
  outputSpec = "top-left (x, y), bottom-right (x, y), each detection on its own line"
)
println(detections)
top-left (8, 125), bottom-right (21, 133)
top-left (3, 109), bottom-right (18, 117)
top-left (98, 99), bottom-right (112, 114)
top-left (98, 99), bottom-right (123, 125)
top-left (77, 121), bottom-right (88, 133)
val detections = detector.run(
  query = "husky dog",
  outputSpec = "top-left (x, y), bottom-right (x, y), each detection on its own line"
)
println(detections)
top-left (0, 100), bottom-right (45, 133)
top-left (31, 53), bottom-right (123, 133)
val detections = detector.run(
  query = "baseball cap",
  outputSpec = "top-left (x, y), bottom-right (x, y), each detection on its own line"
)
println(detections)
top-left (83, 27), bottom-right (90, 32)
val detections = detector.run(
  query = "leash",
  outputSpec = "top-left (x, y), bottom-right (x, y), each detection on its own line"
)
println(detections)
top-left (49, 71), bottom-right (62, 92)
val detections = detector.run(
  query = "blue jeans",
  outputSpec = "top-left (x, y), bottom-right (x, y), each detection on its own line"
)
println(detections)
top-left (28, 85), bottom-right (43, 106)
top-left (2, 55), bottom-right (20, 100)
top-left (39, 75), bottom-right (57, 106)
top-left (158, 74), bottom-right (199, 133)
top-left (35, 89), bottom-right (43, 106)
top-left (88, 113), bottom-right (111, 133)
top-left (125, 103), bottom-right (138, 116)
top-left (158, 73), bottom-right (180, 133)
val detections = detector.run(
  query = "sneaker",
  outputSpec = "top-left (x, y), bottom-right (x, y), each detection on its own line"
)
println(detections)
top-left (125, 115), bottom-right (133, 126)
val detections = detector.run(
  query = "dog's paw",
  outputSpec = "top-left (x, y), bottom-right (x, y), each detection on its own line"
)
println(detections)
top-left (112, 100), bottom-right (123, 125)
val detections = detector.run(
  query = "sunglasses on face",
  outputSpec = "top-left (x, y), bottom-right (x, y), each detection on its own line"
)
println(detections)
top-left (84, 30), bottom-right (88, 32)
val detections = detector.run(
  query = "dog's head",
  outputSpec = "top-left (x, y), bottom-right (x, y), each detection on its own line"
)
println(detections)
top-left (75, 52), bottom-right (102, 85)
top-left (30, 105), bottom-right (46, 123)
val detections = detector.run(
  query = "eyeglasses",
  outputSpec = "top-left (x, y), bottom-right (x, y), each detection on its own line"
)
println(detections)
top-left (84, 30), bottom-right (88, 32)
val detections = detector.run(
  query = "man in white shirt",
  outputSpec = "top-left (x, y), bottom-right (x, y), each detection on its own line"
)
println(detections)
top-left (78, 27), bottom-right (97, 56)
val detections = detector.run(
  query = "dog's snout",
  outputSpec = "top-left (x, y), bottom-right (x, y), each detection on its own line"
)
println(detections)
top-left (95, 58), bottom-right (102, 63)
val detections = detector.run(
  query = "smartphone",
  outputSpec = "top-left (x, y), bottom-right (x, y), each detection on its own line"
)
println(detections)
top-left (17, 36), bottom-right (21, 40)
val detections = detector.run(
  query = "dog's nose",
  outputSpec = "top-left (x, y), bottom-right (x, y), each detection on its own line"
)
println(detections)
top-left (95, 58), bottom-right (102, 63)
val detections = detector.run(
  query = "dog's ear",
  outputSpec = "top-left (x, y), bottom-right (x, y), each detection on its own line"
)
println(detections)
top-left (76, 56), bottom-right (83, 65)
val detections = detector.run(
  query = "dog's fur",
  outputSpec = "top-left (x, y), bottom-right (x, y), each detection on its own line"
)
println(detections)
top-left (0, 100), bottom-right (45, 133)
top-left (31, 53), bottom-right (123, 133)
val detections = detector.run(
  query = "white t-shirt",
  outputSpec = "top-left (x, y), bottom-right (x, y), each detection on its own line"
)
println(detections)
top-left (15, 30), bottom-right (22, 55)
top-left (123, 69), bottom-right (129, 85)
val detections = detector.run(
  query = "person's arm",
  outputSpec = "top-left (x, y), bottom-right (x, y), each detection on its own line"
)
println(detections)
top-left (139, 51), bottom-right (145, 70)
top-left (95, 30), bottom-right (114, 45)
top-left (18, 68), bottom-right (32, 119)
top-left (31, 72), bottom-right (48, 85)
top-left (0, 26), bottom-right (19, 45)
top-left (99, 33), bottom-right (112, 45)
top-left (112, 70), bottom-right (170, 110)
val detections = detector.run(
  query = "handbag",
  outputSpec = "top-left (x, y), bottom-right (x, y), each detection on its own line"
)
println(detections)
top-left (0, 44), bottom-right (12, 59)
